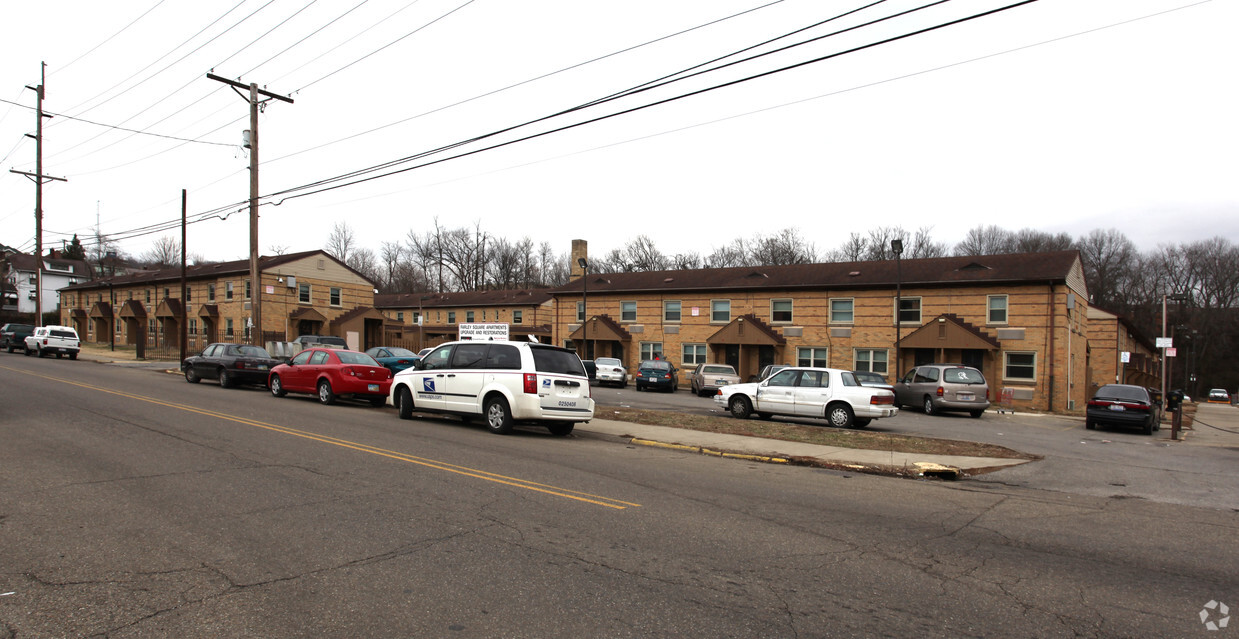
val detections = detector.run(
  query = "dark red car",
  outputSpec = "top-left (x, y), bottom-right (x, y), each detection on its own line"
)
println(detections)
top-left (268, 348), bottom-right (392, 406)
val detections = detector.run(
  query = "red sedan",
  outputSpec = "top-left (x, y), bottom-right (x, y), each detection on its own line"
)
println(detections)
top-left (268, 347), bottom-right (392, 406)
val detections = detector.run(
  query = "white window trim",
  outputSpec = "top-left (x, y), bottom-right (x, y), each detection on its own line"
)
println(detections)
top-left (682, 343), bottom-right (707, 366)
top-left (770, 298), bottom-right (793, 324)
top-left (854, 348), bottom-right (889, 374)
top-left (829, 297), bottom-right (854, 325)
top-left (621, 301), bottom-right (637, 323)
top-left (640, 341), bottom-right (663, 360)
top-left (896, 296), bottom-right (922, 325)
top-left (987, 294), bottom-right (1009, 325)
top-left (797, 346), bottom-right (829, 368)
top-left (1003, 351), bottom-right (1037, 382)
top-left (709, 299), bottom-right (731, 324)
top-left (298, 283), bottom-right (312, 304)
top-left (330, 287), bottom-right (342, 307)
top-left (663, 300), bottom-right (682, 324)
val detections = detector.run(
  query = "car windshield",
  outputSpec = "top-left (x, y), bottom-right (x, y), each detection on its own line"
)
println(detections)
top-left (336, 351), bottom-right (379, 366)
top-left (1094, 385), bottom-right (1149, 402)
top-left (854, 372), bottom-right (885, 383)
top-left (944, 368), bottom-right (985, 384)
top-left (531, 346), bottom-right (587, 376)
top-left (596, 358), bottom-right (621, 366)
top-left (384, 347), bottom-right (417, 357)
top-left (642, 361), bottom-right (671, 371)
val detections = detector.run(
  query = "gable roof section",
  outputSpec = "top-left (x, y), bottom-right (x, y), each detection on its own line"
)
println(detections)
top-left (117, 300), bottom-right (147, 319)
top-left (58, 250), bottom-right (371, 292)
top-left (375, 289), bottom-right (552, 309)
top-left (707, 314), bottom-right (786, 346)
top-left (6, 253), bottom-right (93, 278)
top-left (549, 251), bottom-right (1083, 295)
top-left (568, 314), bottom-right (632, 342)
top-left (898, 313), bottom-right (1000, 350)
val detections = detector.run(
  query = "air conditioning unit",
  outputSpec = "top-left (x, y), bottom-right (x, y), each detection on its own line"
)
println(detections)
top-left (286, 275), bottom-right (296, 288)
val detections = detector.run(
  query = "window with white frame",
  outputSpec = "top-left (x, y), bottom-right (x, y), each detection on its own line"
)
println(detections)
top-left (988, 295), bottom-right (1008, 324)
top-left (244, 280), bottom-right (251, 300)
top-left (448, 311), bottom-right (456, 324)
top-left (621, 301), bottom-right (637, 322)
top-left (396, 312), bottom-right (404, 322)
top-left (513, 310), bottom-right (523, 324)
top-left (225, 282), bottom-right (234, 301)
top-left (576, 301), bottom-right (585, 322)
top-left (682, 343), bottom-right (707, 366)
top-left (797, 347), bottom-right (828, 368)
top-left (298, 283), bottom-right (311, 304)
top-left (208, 284), bottom-right (216, 301)
top-left (466, 311), bottom-right (475, 323)
top-left (771, 299), bottom-right (792, 323)
top-left (330, 287), bottom-right (341, 306)
top-left (710, 300), bottom-right (730, 323)
top-left (830, 298), bottom-right (854, 324)
top-left (640, 342), bottom-right (663, 360)
top-left (226, 318), bottom-right (234, 336)
top-left (1004, 352), bottom-right (1036, 381)
top-left (663, 300), bottom-right (681, 322)
top-left (897, 297), bottom-right (921, 324)
top-left (189, 319), bottom-right (198, 335)
top-left (854, 349), bottom-right (888, 374)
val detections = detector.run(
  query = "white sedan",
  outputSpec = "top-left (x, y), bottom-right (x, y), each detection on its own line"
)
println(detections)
top-left (714, 367), bottom-right (898, 428)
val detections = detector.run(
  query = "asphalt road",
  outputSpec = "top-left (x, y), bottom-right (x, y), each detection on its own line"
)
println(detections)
top-left (2, 355), bottom-right (1237, 637)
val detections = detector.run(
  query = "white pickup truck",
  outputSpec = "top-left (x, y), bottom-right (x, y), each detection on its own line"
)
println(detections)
top-left (24, 325), bottom-right (81, 359)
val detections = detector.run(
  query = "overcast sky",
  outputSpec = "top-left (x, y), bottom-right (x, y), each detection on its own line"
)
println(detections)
top-left (0, 0), bottom-right (1234, 265)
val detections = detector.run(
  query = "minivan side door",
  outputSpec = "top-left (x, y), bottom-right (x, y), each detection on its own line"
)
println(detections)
top-left (444, 342), bottom-right (489, 413)
top-left (415, 345), bottom-right (455, 411)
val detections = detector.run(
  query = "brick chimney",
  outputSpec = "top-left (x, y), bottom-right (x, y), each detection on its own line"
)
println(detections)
top-left (570, 239), bottom-right (588, 279)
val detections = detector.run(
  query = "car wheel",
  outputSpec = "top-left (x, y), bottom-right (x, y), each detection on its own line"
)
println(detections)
top-left (969, 409), bottom-right (984, 418)
top-left (1143, 413), bottom-right (1154, 435)
top-left (37, 347), bottom-right (46, 358)
top-left (368, 395), bottom-right (386, 407)
top-left (1085, 419), bottom-right (1096, 430)
top-left (397, 386), bottom-right (414, 419)
top-left (853, 418), bottom-right (871, 428)
top-left (317, 380), bottom-right (336, 405)
top-left (484, 396), bottom-right (514, 434)
top-left (185, 367), bottom-right (201, 384)
top-left (68, 352), bottom-right (77, 360)
top-left (728, 395), bottom-right (753, 419)
top-left (922, 396), bottom-right (936, 416)
top-left (690, 381), bottom-right (698, 395)
top-left (269, 375), bottom-right (286, 397)
top-left (219, 368), bottom-right (234, 389)
top-left (547, 423), bottom-right (574, 436)
top-left (55, 352), bottom-right (63, 359)
top-left (24, 347), bottom-right (33, 357)
top-left (826, 403), bottom-right (854, 428)
top-left (4, 345), bottom-right (12, 353)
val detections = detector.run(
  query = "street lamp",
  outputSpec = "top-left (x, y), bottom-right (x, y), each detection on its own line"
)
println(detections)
top-left (577, 257), bottom-right (588, 358)
top-left (891, 238), bottom-right (903, 379)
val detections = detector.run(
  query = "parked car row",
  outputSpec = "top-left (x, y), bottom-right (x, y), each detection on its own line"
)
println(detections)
top-left (178, 340), bottom-right (595, 437)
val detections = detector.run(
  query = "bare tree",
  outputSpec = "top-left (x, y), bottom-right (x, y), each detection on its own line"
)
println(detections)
top-left (1075, 228), bottom-right (1137, 309)
top-left (1011, 229), bottom-right (1073, 253)
top-left (748, 228), bottom-right (817, 265)
top-left (346, 248), bottom-right (381, 286)
top-left (827, 233), bottom-right (868, 262)
top-left (325, 222), bottom-right (356, 263)
top-left (954, 225), bottom-right (1013, 256)
top-left (707, 238), bottom-right (751, 268)
top-left (623, 235), bottom-right (670, 272)
top-left (909, 226), bottom-right (948, 259)
top-left (267, 244), bottom-right (289, 256)
top-left (139, 236), bottom-right (181, 268)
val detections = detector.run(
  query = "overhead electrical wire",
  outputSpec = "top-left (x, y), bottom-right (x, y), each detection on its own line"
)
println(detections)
top-left (212, 0), bottom-right (321, 70)
top-left (51, 0), bottom-right (169, 77)
top-left (0, 97), bottom-right (234, 148)
top-left (239, 0), bottom-right (375, 78)
top-left (69, 0), bottom-right (1037, 248)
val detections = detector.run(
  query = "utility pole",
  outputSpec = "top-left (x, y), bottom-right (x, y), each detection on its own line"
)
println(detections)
top-left (180, 189), bottom-right (188, 363)
top-left (9, 62), bottom-right (66, 327)
top-left (206, 73), bottom-right (293, 345)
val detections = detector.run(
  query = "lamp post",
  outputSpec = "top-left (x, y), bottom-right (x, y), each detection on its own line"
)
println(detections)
top-left (577, 257), bottom-right (588, 358)
top-left (891, 239), bottom-right (903, 380)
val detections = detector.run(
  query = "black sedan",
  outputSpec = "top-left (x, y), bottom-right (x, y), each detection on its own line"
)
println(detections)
top-left (183, 343), bottom-right (282, 389)
top-left (1086, 384), bottom-right (1160, 435)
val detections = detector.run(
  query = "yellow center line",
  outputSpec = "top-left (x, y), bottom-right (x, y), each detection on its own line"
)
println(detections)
top-left (8, 366), bottom-right (640, 510)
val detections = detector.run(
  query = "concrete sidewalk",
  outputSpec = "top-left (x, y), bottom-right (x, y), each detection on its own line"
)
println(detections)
top-left (575, 418), bottom-right (1031, 477)
top-left (75, 346), bottom-right (1031, 477)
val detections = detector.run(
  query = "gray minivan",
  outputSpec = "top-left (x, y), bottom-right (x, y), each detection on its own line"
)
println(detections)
top-left (894, 364), bottom-right (989, 418)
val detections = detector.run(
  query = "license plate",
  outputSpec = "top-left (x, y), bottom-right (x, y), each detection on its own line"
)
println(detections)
top-left (715, 379), bottom-right (727, 385)
top-left (958, 393), bottom-right (973, 401)
top-left (1109, 404), bottom-right (1125, 411)
top-left (368, 384), bottom-right (380, 392)
top-left (257, 365), bottom-right (268, 370)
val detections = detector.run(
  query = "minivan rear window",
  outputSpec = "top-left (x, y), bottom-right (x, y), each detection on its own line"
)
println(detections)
top-left (531, 346), bottom-right (586, 376)
top-left (944, 368), bottom-right (985, 384)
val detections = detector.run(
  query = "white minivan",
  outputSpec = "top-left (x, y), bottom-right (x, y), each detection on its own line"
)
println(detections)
top-left (389, 340), bottom-right (594, 435)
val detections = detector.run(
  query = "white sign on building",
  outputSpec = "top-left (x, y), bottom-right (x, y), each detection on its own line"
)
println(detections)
top-left (458, 323), bottom-right (510, 341)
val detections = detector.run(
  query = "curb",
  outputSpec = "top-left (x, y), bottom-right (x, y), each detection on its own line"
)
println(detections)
top-left (629, 438), bottom-right (790, 464)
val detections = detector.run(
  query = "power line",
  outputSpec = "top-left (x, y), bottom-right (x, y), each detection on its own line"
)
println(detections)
top-left (213, 0), bottom-right (321, 70)
top-left (52, 0), bottom-right (169, 76)
top-left (0, 97), bottom-right (234, 147)
top-left (239, 0), bottom-right (375, 78)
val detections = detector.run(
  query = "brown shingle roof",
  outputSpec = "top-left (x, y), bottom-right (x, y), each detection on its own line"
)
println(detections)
top-left (375, 289), bottom-right (552, 309)
top-left (59, 250), bottom-right (373, 291)
top-left (549, 251), bottom-right (1082, 295)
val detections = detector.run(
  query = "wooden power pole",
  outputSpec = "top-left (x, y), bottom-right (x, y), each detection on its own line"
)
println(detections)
top-left (9, 62), bottom-right (66, 326)
top-left (206, 73), bottom-right (292, 345)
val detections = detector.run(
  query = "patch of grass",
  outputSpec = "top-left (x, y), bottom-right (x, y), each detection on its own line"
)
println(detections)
top-left (600, 407), bottom-right (1035, 460)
